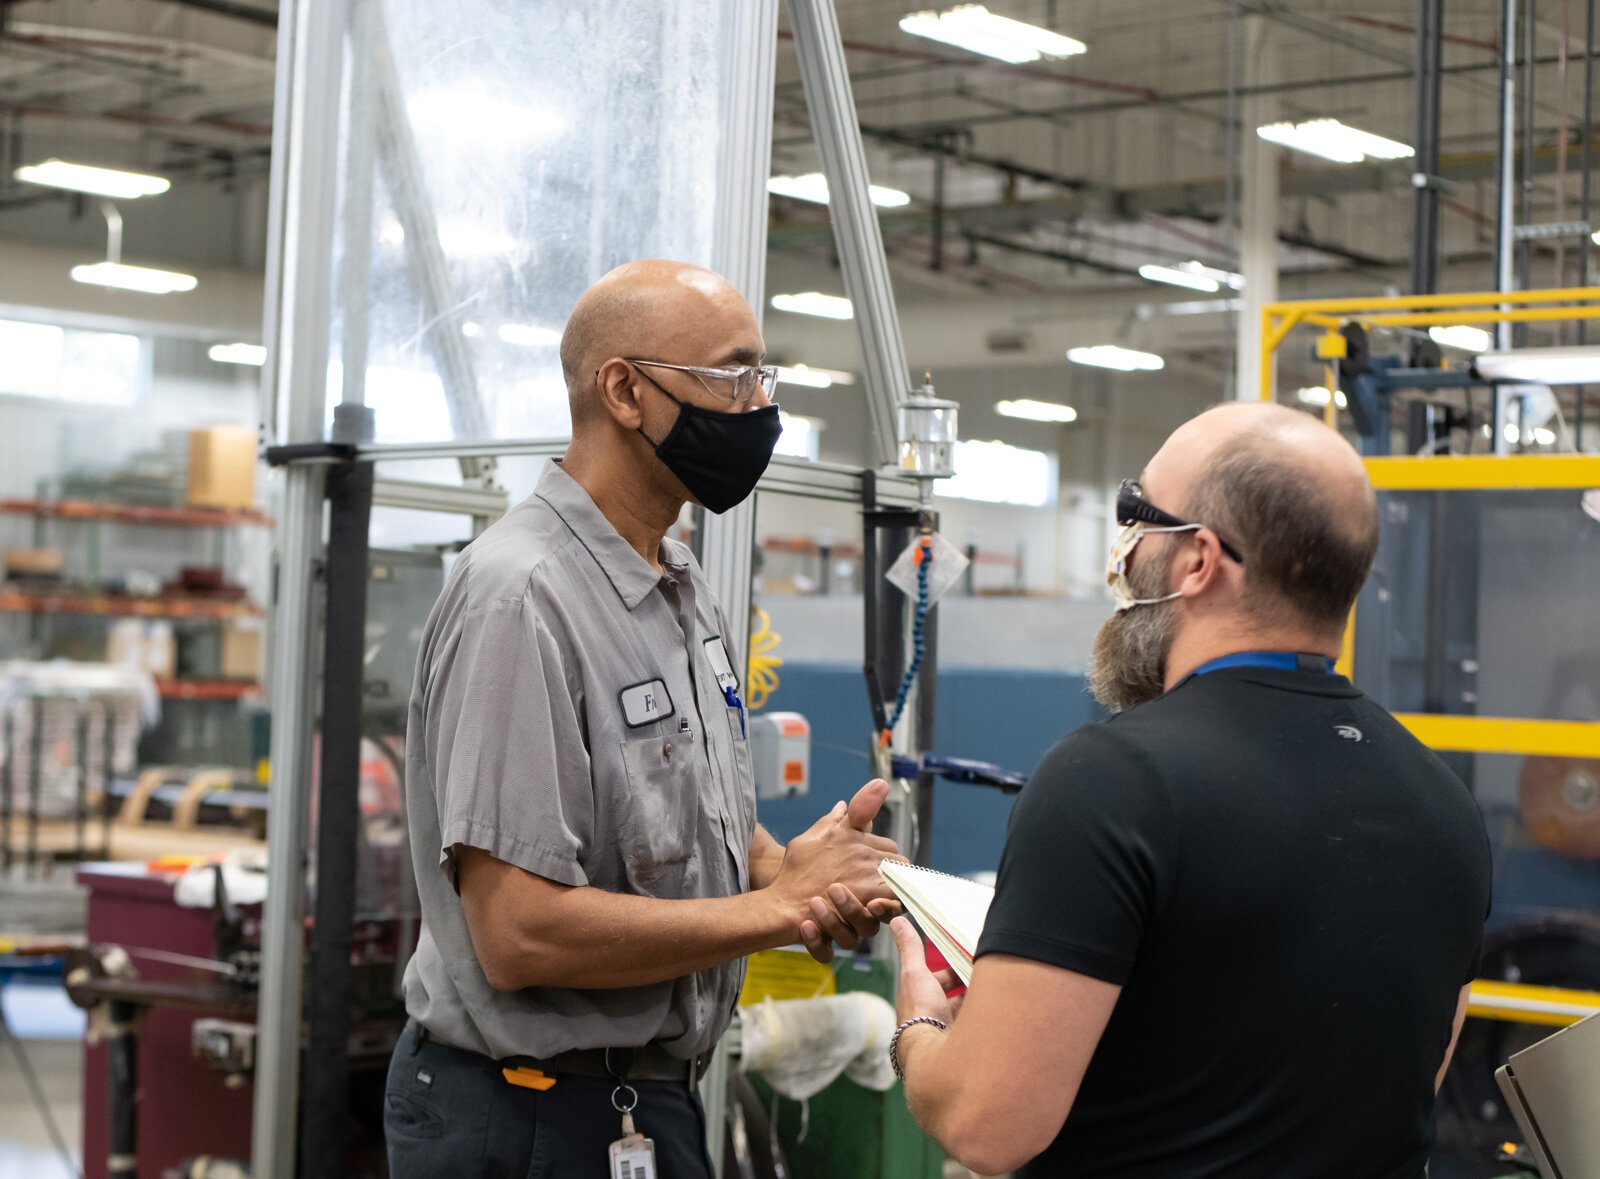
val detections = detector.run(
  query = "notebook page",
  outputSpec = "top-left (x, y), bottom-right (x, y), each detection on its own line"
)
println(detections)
top-left (879, 861), bottom-right (995, 983)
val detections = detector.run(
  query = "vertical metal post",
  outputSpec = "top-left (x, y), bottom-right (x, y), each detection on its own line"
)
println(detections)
top-left (1410, 0), bottom-right (1444, 295)
top-left (1, 707), bottom-right (12, 874)
top-left (107, 999), bottom-right (138, 1179)
top-left (1517, 0), bottom-right (1538, 304)
top-left (699, 5), bottom-right (779, 1173)
top-left (252, 0), bottom-right (345, 1173)
top-left (787, 0), bottom-right (912, 468)
top-left (700, 0), bottom-right (779, 673)
top-left (1579, 0), bottom-right (1595, 449)
top-left (26, 698), bottom-right (41, 878)
top-left (300, 456), bottom-right (375, 1179)
top-left (100, 698), bottom-right (114, 860)
top-left (1235, 14), bottom-right (1280, 401)
top-left (1494, 0), bottom-right (1518, 452)
top-left (74, 703), bottom-right (89, 860)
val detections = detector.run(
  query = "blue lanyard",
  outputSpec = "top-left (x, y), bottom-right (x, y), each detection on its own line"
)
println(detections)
top-left (1189, 651), bottom-right (1336, 677)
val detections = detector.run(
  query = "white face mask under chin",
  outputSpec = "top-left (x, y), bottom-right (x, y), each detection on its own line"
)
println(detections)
top-left (1106, 521), bottom-right (1200, 612)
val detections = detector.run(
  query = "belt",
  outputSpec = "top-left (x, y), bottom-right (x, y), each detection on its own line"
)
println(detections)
top-left (505, 1044), bottom-right (711, 1089)
top-left (409, 1021), bottom-right (708, 1091)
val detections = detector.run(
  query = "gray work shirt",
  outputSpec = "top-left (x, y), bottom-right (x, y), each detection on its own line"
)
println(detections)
top-left (401, 461), bottom-right (757, 1061)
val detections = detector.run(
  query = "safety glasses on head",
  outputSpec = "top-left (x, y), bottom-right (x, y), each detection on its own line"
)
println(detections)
top-left (1116, 479), bottom-right (1244, 565)
top-left (625, 358), bottom-right (778, 407)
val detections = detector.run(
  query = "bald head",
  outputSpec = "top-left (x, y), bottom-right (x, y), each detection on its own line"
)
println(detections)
top-left (559, 260), bottom-right (761, 431)
top-left (1148, 401), bottom-right (1378, 632)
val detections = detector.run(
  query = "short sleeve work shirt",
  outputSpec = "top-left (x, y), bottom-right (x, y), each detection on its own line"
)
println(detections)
top-left (401, 462), bottom-right (757, 1062)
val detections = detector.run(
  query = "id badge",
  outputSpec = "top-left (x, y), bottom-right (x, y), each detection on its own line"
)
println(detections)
top-left (608, 1132), bottom-right (657, 1179)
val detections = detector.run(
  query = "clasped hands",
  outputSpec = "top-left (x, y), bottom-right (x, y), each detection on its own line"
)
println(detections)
top-left (768, 778), bottom-right (907, 963)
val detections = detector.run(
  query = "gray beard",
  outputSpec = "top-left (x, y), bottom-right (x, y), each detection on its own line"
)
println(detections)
top-left (1087, 548), bottom-right (1179, 713)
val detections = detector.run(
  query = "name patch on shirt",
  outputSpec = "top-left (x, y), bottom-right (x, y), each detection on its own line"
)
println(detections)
top-left (619, 679), bottom-right (675, 728)
top-left (703, 635), bottom-right (740, 693)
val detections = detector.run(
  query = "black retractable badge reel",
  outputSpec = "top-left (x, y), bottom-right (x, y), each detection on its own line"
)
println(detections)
top-left (606, 1048), bottom-right (656, 1178)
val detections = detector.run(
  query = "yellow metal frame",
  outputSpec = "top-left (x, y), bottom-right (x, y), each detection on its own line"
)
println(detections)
top-left (1258, 286), bottom-right (1600, 403)
top-left (1260, 294), bottom-right (1600, 1025)
top-left (1468, 980), bottom-right (1600, 1027)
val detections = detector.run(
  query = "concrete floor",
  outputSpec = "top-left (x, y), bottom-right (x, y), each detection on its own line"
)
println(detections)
top-left (0, 983), bottom-right (85, 1179)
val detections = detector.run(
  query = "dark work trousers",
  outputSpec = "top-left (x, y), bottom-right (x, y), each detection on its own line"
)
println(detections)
top-left (384, 1022), bottom-right (715, 1179)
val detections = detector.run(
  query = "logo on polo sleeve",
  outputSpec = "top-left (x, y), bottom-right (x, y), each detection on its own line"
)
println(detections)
top-left (620, 679), bottom-right (675, 728)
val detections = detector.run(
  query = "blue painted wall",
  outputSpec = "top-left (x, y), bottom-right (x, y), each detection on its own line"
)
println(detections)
top-left (753, 663), bottom-right (1105, 876)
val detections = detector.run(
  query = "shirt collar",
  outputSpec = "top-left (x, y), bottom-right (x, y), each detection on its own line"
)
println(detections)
top-left (535, 462), bottom-right (686, 611)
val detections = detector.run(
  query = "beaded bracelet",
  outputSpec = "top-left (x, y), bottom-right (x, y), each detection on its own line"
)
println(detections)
top-left (889, 1015), bottom-right (948, 1080)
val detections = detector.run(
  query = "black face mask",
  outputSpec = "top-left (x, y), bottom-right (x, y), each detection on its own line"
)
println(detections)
top-left (636, 372), bottom-right (782, 514)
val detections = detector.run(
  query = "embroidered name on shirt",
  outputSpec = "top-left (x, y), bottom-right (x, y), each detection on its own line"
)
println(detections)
top-left (620, 679), bottom-right (675, 728)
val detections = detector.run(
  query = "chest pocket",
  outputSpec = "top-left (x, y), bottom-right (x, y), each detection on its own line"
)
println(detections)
top-left (618, 730), bottom-right (701, 897)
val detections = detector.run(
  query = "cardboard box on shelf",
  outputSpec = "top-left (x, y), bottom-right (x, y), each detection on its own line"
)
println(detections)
top-left (3, 548), bottom-right (64, 580)
top-left (186, 426), bottom-right (259, 511)
top-left (220, 625), bottom-right (263, 681)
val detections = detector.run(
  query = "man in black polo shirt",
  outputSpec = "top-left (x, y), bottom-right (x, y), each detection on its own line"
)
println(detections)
top-left (889, 401), bottom-right (1491, 1177)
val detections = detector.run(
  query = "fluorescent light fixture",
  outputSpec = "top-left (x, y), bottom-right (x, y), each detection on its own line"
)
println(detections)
top-left (70, 261), bottom-right (197, 295)
top-left (777, 364), bottom-right (857, 389)
top-left (208, 342), bottom-right (267, 366)
top-left (900, 5), bottom-right (1086, 63)
top-left (1503, 423), bottom-right (1557, 445)
top-left (1067, 344), bottom-right (1163, 372)
top-left (15, 159), bottom-right (170, 199)
top-left (1256, 118), bottom-right (1413, 164)
top-left (771, 292), bottom-right (854, 320)
top-left (768, 172), bottom-right (911, 209)
top-left (1138, 263), bottom-right (1219, 293)
top-left (1474, 346), bottom-right (1600, 385)
top-left (1429, 325), bottom-right (1492, 352)
top-left (996, 398), bottom-right (1078, 423)
top-left (1295, 386), bottom-right (1348, 408)
top-left (1176, 261), bottom-right (1245, 290)
top-left (497, 323), bottom-right (561, 347)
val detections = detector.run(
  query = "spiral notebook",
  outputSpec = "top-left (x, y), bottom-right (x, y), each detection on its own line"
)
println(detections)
top-left (878, 860), bottom-right (995, 985)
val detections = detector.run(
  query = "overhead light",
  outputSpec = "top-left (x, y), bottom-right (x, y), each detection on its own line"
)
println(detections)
top-left (1295, 386), bottom-right (1348, 408)
top-left (768, 173), bottom-right (911, 209)
top-left (1067, 344), bottom-right (1163, 372)
top-left (208, 342), bottom-right (267, 366)
top-left (776, 364), bottom-right (857, 389)
top-left (1503, 423), bottom-right (1557, 445)
top-left (497, 323), bottom-right (560, 347)
top-left (1474, 346), bottom-right (1600, 385)
top-left (1176, 261), bottom-right (1245, 290)
top-left (1256, 118), bottom-right (1413, 164)
top-left (461, 321), bottom-right (481, 338)
top-left (771, 292), bottom-right (854, 320)
top-left (1138, 264), bottom-right (1219, 293)
top-left (1429, 325), bottom-right (1493, 353)
top-left (15, 159), bottom-right (171, 199)
top-left (70, 261), bottom-right (197, 295)
top-left (996, 398), bottom-right (1078, 422)
top-left (900, 4), bottom-right (1085, 63)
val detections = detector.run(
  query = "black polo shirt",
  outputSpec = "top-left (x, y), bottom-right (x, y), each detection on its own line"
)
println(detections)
top-left (976, 663), bottom-right (1492, 1178)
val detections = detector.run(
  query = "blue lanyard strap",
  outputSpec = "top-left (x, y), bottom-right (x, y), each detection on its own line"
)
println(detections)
top-left (1188, 651), bottom-right (1336, 677)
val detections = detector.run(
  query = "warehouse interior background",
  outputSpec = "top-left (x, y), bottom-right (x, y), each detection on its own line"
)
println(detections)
top-left (1, 0), bottom-right (1598, 1177)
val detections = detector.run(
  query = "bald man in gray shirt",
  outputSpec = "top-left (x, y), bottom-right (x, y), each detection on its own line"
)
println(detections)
top-left (385, 260), bottom-right (902, 1178)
